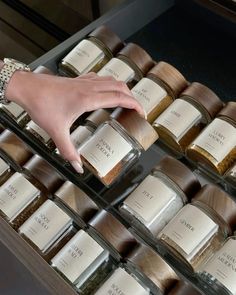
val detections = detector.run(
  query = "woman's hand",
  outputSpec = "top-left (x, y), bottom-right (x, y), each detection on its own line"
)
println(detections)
top-left (5, 71), bottom-right (144, 173)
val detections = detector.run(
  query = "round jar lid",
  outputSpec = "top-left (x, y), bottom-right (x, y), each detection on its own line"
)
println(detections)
top-left (24, 155), bottom-right (64, 192)
top-left (217, 101), bottom-right (236, 123)
top-left (127, 244), bottom-right (178, 293)
top-left (168, 281), bottom-right (201, 295)
top-left (180, 82), bottom-right (223, 122)
top-left (86, 109), bottom-right (110, 128)
top-left (192, 184), bottom-right (236, 232)
top-left (0, 130), bottom-right (32, 165)
top-left (55, 181), bottom-right (99, 222)
top-left (88, 210), bottom-right (137, 256)
top-left (153, 156), bottom-right (201, 200)
top-left (147, 62), bottom-right (188, 98)
top-left (89, 25), bottom-right (123, 55)
top-left (117, 43), bottom-right (154, 75)
top-left (33, 66), bottom-right (55, 75)
top-left (111, 108), bottom-right (158, 150)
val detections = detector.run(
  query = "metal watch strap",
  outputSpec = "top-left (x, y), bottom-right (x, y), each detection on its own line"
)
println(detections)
top-left (0, 58), bottom-right (30, 104)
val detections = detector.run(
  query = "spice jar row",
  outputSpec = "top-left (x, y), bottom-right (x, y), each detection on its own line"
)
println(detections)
top-left (1, 25), bottom-right (235, 189)
top-left (1, 126), bottom-right (236, 294)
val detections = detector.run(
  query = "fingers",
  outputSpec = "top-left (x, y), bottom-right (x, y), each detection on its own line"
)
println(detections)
top-left (52, 129), bottom-right (84, 173)
top-left (87, 91), bottom-right (145, 117)
top-left (78, 72), bottom-right (116, 82)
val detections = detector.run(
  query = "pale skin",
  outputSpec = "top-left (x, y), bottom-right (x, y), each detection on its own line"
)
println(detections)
top-left (0, 60), bottom-right (144, 173)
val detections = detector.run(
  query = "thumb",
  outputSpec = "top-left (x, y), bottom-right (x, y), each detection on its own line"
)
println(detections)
top-left (53, 129), bottom-right (84, 174)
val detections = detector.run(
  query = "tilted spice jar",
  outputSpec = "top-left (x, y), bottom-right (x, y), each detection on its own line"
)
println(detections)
top-left (54, 180), bottom-right (99, 227)
top-left (119, 156), bottom-right (201, 237)
top-left (18, 199), bottom-right (76, 261)
top-left (70, 109), bottom-right (111, 151)
top-left (153, 82), bottom-right (223, 154)
top-left (186, 102), bottom-right (236, 175)
top-left (79, 108), bottom-right (158, 186)
top-left (0, 154), bottom-right (64, 229)
top-left (158, 184), bottom-right (236, 271)
top-left (59, 25), bottom-right (123, 77)
top-left (198, 236), bottom-right (236, 295)
top-left (0, 130), bottom-right (32, 167)
top-left (51, 210), bottom-right (137, 295)
top-left (97, 43), bottom-right (154, 87)
top-left (131, 62), bottom-right (188, 123)
top-left (126, 244), bottom-right (179, 295)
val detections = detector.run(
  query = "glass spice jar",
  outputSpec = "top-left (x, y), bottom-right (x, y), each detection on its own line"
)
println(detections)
top-left (59, 25), bottom-right (123, 77)
top-left (51, 228), bottom-right (116, 295)
top-left (70, 109), bottom-right (111, 152)
top-left (131, 61), bottom-right (188, 123)
top-left (18, 199), bottom-right (76, 261)
top-left (119, 156), bottom-right (201, 238)
top-left (0, 171), bottom-right (47, 229)
top-left (97, 43), bottom-right (154, 88)
top-left (51, 210), bottom-right (137, 295)
top-left (158, 184), bottom-right (236, 271)
top-left (167, 281), bottom-right (202, 295)
top-left (153, 82), bottom-right (223, 155)
top-left (54, 180), bottom-right (99, 227)
top-left (126, 244), bottom-right (179, 295)
top-left (198, 236), bottom-right (236, 295)
top-left (93, 265), bottom-right (151, 295)
top-left (0, 155), bottom-right (64, 229)
top-left (79, 108), bottom-right (158, 186)
top-left (0, 130), bottom-right (32, 167)
top-left (186, 102), bottom-right (236, 175)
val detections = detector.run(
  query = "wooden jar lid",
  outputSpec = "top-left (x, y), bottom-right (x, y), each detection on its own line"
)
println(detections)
top-left (89, 25), bottom-right (123, 55)
top-left (55, 181), bottom-right (99, 222)
top-left (217, 101), bottom-right (236, 123)
top-left (180, 82), bottom-right (223, 122)
top-left (111, 108), bottom-right (158, 150)
top-left (86, 109), bottom-right (110, 128)
top-left (88, 210), bottom-right (137, 256)
top-left (192, 184), bottom-right (236, 232)
top-left (117, 43), bottom-right (154, 75)
top-left (168, 281), bottom-right (201, 295)
top-left (153, 156), bottom-right (201, 200)
top-left (147, 61), bottom-right (188, 98)
top-left (127, 244), bottom-right (179, 293)
top-left (24, 155), bottom-right (63, 192)
top-left (0, 130), bottom-right (32, 165)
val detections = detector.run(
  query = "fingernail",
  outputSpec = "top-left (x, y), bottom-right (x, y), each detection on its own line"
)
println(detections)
top-left (70, 160), bottom-right (84, 174)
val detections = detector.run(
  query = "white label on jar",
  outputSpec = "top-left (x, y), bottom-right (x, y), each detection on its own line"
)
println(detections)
top-left (79, 124), bottom-right (132, 177)
top-left (124, 175), bottom-right (177, 225)
top-left (131, 78), bottom-right (167, 117)
top-left (0, 158), bottom-right (9, 177)
top-left (2, 102), bottom-right (25, 119)
top-left (154, 99), bottom-right (202, 140)
top-left (0, 172), bottom-right (39, 221)
top-left (202, 239), bottom-right (236, 294)
top-left (97, 58), bottom-right (135, 82)
top-left (70, 126), bottom-right (93, 150)
top-left (160, 204), bottom-right (218, 258)
top-left (51, 230), bottom-right (104, 283)
top-left (94, 267), bottom-right (149, 295)
top-left (27, 121), bottom-right (51, 143)
top-left (63, 39), bottom-right (105, 74)
top-left (19, 200), bottom-right (72, 252)
top-left (192, 118), bottom-right (236, 163)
